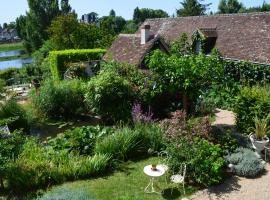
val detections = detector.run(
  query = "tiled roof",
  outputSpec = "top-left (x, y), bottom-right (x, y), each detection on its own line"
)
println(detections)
top-left (103, 34), bottom-right (160, 66)
top-left (105, 12), bottom-right (270, 65)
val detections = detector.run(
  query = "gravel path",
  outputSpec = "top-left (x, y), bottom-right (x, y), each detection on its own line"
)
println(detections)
top-left (190, 164), bottom-right (270, 200)
top-left (190, 109), bottom-right (270, 200)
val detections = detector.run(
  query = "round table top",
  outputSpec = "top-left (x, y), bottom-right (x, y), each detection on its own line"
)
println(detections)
top-left (144, 165), bottom-right (166, 177)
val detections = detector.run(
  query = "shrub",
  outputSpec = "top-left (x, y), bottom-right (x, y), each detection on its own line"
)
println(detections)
top-left (212, 130), bottom-right (239, 155)
top-left (0, 100), bottom-right (29, 131)
top-left (48, 49), bottom-right (106, 81)
top-left (6, 139), bottom-right (110, 191)
top-left (200, 82), bottom-right (241, 110)
top-left (0, 130), bottom-right (26, 189)
top-left (38, 187), bottom-right (96, 200)
top-left (235, 85), bottom-right (270, 133)
top-left (225, 148), bottom-right (265, 177)
top-left (94, 123), bottom-right (164, 161)
top-left (47, 126), bottom-right (113, 155)
top-left (31, 79), bottom-right (85, 119)
top-left (85, 70), bottom-right (134, 123)
top-left (166, 138), bottom-right (225, 186)
top-left (160, 110), bottom-right (212, 142)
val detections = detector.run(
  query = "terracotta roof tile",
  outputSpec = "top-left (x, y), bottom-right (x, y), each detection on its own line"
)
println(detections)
top-left (105, 12), bottom-right (270, 65)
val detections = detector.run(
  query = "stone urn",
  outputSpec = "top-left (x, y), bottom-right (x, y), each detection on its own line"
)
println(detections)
top-left (250, 134), bottom-right (269, 155)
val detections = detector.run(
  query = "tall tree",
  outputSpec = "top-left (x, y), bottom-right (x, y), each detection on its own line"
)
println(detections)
top-left (109, 9), bottom-right (116, 17)
top-left (133, 7), bottom-right (169, 24)
top-left (177, 0), bottom-right (210, 17)
top-left (3, 23), bottom-right (7, 29)
top-left (61, 0), bottom-right (72, 15)
top-left (17, 0), bottom-right (61, 52)
top-left (218, 0), bottom-right (243, 14)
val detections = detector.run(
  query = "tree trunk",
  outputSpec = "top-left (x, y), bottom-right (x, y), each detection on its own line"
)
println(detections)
top-left (182, 93), bottom-right (190, 113)
top-left (0, 177), bottom-right (4, 190)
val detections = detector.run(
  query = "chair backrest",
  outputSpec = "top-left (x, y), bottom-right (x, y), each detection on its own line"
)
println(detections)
top-left (158, 150), bottom-right (169, 163)
top-left (180, 163), bottom-right (187, 179)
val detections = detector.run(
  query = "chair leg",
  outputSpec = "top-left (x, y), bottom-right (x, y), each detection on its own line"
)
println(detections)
top-left (182, 182), bottom-right (186, 197)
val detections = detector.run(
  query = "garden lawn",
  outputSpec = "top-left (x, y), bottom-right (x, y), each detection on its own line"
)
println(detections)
top-left (0, 42), bottom-right (24, 51)
top-left (40, 157), bottom-right (197, 200)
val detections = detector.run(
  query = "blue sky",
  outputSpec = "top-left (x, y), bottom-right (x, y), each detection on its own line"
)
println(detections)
top-left (0, 0), bottom-right (269, 24)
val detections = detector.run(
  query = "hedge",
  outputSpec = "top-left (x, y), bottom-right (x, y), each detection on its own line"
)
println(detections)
top-left (224, 60), bottom-right (270, 84)
top-left (48, 49), bottom-right (106, 81)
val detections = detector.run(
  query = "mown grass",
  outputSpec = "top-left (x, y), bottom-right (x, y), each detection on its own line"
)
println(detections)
top-left (38, 157), bottom-right (197, 200)
top-left (0, 42), bottom-right (24, 51)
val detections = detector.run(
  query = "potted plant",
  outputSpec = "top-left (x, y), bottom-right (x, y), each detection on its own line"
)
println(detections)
top-left (249, 115), bottom-right (270, 156)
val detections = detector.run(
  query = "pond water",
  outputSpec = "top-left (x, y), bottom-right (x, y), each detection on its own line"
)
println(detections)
top-left (0, 50), bottom-right (24, 58)
top-left (0, 57), bottom-right (33, 70)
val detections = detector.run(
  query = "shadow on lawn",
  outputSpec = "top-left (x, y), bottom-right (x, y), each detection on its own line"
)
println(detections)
top-left (161, 188), bottom-right (181, 199)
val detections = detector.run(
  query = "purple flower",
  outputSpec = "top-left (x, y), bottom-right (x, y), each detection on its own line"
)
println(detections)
top-left (132, 103), bottom-right (154, 124)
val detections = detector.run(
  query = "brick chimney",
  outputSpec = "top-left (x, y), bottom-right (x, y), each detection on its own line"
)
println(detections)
top-left (141, 25), bottom-right (151, 45)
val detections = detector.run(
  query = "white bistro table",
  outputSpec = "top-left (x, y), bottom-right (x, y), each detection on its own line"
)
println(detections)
top-left (143, 164), bottom-right (166, 194)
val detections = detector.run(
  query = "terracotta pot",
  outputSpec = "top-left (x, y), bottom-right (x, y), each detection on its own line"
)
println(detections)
top-left (151, 164), bottom-right (157, 171)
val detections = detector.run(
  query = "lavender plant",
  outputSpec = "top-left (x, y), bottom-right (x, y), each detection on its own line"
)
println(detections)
top-left (131, 103), bottom-right (154, 124)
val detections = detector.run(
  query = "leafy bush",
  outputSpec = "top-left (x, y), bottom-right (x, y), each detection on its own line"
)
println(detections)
top-left (38, 187), bottom-right (96, 200)
top-left (48, 49), bottom-right (106, 81)
top-left (200, 82), bottom-right (241, 110)
top-left (148, 50), bottom-right (224, 112)
top-left (48, 126), bottom-right (113, 155)
top-left (225, 148), bottom-right (265, 177)
top-left (6, 139), bottom-right (110, 191)
top-left (235, 85), bottom-right (270, 133)
top-left (31, 79), bottom-right (85, 119)
top-left (0, 130), bottom-right (26, 189)
top-left (0, 100), bottom-right (29, 131)
top-left (160, 110), bottom-right (212, 142)
top-left (212, 130), bottom-right (239, 155)
top-left (166, 138), bottom-right (225, 186)
top-left (101, 62), bottom-right (159, 106)
top-left (94, 123), bottom-right (164, 161)
top-left (85, 70), bottom-right (134, 123)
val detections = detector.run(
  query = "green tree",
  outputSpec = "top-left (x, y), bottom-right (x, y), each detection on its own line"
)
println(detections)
top-left (16, 0), bottom-right (61, 52)
top-left (99, 16), bottom-right (126, 34)
top-left (240, 1), bottom-right (270, 13)
top-left (109, 9), bottom-right (116, 17)
top-left (177, 0), bottom-right (210, 17)
top-left (48, 14), bottom-right (79, 50)
top-left (133, 7), bottom-right (169, 24)
top-left (49, 14), bottom-right (113, 50)
top-left (218, 0), bottom-right (243, 14)
top-left (61, 0), bottom-right (72, 15)
top-left (3, 23), bottom-right (7, 29)
top-left (15, 15), bottom-right (27, 39)
top-left (122, 20), bottom-right (138, 34)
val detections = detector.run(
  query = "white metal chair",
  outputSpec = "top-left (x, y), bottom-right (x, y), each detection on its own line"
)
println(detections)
top-left (170, 163), bottom-right (188, 200)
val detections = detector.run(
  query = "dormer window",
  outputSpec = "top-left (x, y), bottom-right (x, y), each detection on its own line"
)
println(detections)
top-left (195, 40), bottom-right (202, 54)
top-left (192, 28), bottom-right (217, 54)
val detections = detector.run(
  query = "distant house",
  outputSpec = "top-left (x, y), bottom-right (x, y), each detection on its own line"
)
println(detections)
top-left (81, 12), bottom-right (98, 24)
top-left (104, 12), bottom-right (270, 66)
top-left (0, 28), bottom-right (19, 41)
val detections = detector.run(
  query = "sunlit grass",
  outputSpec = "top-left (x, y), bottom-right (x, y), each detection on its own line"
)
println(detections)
top-left (40, 157), bottom-right (197, 200)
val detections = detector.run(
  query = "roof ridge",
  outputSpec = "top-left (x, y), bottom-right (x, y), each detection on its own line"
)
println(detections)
top-left (144, 11), bottom-right (270, 22)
